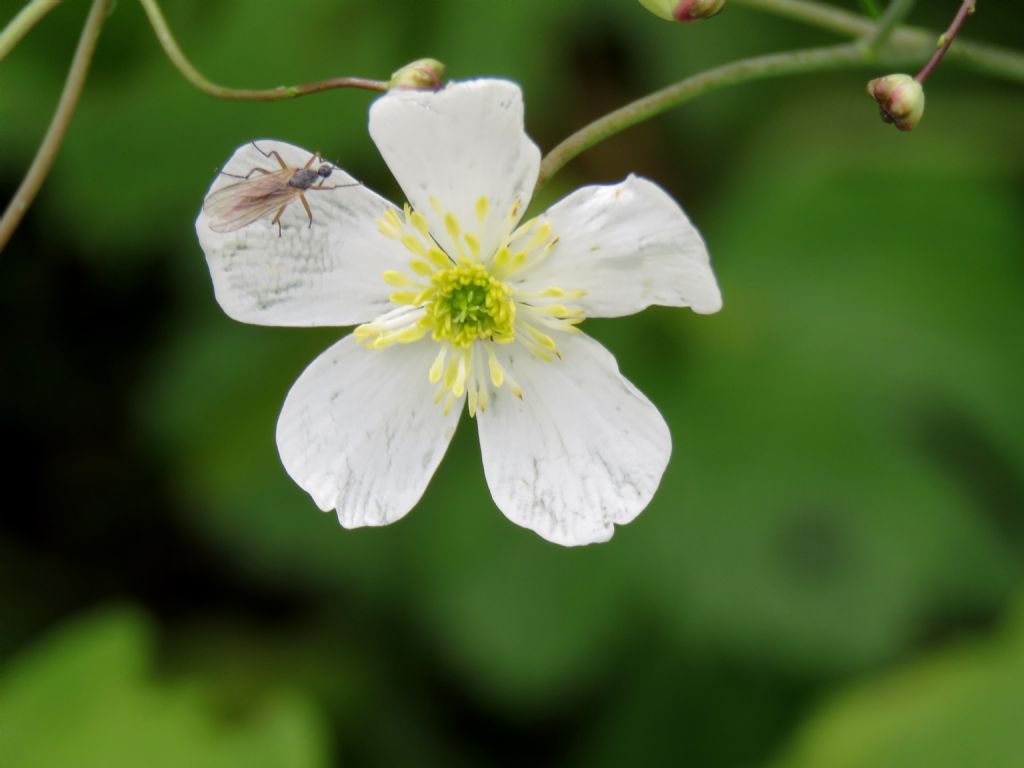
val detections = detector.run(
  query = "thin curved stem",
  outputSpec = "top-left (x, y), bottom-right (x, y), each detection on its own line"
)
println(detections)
top-left (138, 0), bottom-right (387, 98)
top-left (916, 1), bottom-right (976, 83)
top-left (731, 0), bottom-right (873, 36)
top-left (0, 0), bottom-right (110, 253)
top-left (731, 0), bottom-right (1024, 81)
top-left (864, 0), bottom-right (916, 51)
top-left (538, 0), bottom-right (1022, 187)
top-left (538, 42), bottom-right (911, 189)
top-left (0, 0), bottom-right (63, 63)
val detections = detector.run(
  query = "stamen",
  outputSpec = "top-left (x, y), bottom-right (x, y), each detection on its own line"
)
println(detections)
top-left (429, 345), bottom-right (447, 383)
top-left (382, 270), bottom-right (411, 286)
top-left (411, 211), bottom-right (430, 237)
top-left (486, 346), bottom-right (505, 388)
top-left (368, 197), bottom-right (587, 416)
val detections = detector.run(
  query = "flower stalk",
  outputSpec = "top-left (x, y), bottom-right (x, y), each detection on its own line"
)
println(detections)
top-left (539, 42), bottom-right (877, 189)
top-left (537, 0), bottom-right (1017, 186)
top-left (0, 0), bottom-right (110, 253)
top-left (915, 1), bottom-right (976, 83)
top-left (730, 0), bottom-right (1022, 82)
top-left (137, 0), bottom-right (388, 99)
top-left (0, 0), bottom-right (63, 64)
top-left (864, 0), bottom-right (917, 52)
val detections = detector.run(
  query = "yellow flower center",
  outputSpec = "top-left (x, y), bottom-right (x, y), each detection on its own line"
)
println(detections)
top-left (354, 197), bottom-right (586, 416)
top-left (426, 264), bottom-right (515, 348)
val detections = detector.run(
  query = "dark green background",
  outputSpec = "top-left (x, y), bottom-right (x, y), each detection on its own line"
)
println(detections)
top-left (1, 1), bottom-right (1022, 765)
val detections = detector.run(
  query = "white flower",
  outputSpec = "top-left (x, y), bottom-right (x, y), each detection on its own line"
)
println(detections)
top-left (195, 79), bottom-right (722, 546)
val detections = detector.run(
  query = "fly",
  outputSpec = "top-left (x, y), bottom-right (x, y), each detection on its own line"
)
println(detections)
top-left (203, 142), bottom-right (357, 236)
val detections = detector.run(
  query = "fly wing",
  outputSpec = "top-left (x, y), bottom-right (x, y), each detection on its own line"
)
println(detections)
top-left (203, 171), bottom-right (298, 233)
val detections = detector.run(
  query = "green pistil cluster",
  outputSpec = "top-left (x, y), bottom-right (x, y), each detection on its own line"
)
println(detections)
top-left (427, 264), bottom-right (515, 348)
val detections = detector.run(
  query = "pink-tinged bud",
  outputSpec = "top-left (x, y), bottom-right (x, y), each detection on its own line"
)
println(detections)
top-left (867, 74), bottom-right (925, 132)
top-left (638, 0), bottom-right (725, 22)
top-left (388, 59), bottom-right (446, 91)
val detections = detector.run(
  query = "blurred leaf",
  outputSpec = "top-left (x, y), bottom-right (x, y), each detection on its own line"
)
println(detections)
top-left (773, 597), bottom-right (1024, 768)
top-left (859, 0), bottom-right (883, 20)
top-left (0, 608), bottom-right (329, 768)
top-left (630, 90), bottom-right (1024, 673)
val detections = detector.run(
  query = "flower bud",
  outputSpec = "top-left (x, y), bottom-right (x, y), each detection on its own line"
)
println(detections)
top-left (638, 0), bottom-right (725, 22)
top-left (389, 58), bottom-right (446, 91)
top-left (866, 74), bottom-right (925, 131)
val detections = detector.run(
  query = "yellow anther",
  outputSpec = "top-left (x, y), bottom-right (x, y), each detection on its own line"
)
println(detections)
top-left (475, 196), bottom-right (489, 224)
top-left (444, 212), bottom-right (461, 240)
top-left (382, 270), bottom-right (411, 286)
top-left (528, 326), bottom-right (557, 351)
top-left (535, 304), bottom-right (582, 317)
top-left (486, 346), bottom-right (505, 388)
top-left (397, 325), bottom-right (427, 343)
top-left (464, 233), bottom-right (480, 259)
top-left (451, 352), bottom-right (468, 397)
top-left (427, 247), bottom-right (451, 269)
top-left (429, 346), bottom-right (446, 383)
top-left (493, 246), bottom-right (511, 269)
top-left (411, 211), bottom-right (430, 237)
top-left (444, 355), bottom-right (460, 389)
top-left (509, 217), bottom-right (535, 242)
top-left (410, 259), bottom-right (434, 276)
top-left (527, 223), bottom-right (552, 250)
top-left (389, 291), bottom-right (422, 305)
top-left (400, 234), bottom-right (426, 256)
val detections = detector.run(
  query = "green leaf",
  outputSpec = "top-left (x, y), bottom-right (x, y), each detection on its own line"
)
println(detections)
top-left (773, 598), bottom-right (1024, 768)
top-left (0, 609), bottom-right (329, 768)
top-left (859, 0), bottom-right (883, 20)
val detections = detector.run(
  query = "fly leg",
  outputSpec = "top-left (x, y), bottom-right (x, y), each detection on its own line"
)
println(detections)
top-left (220, 166), bottom-right (274, 180)
top-left (300, 194), bottom-right (314, 228)
top-left (251, 141), bottom-right (290, 171)
top-left (271, 204), bottom-right (287, 237)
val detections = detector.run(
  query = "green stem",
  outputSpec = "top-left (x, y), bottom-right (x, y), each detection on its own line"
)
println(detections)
top-left (137, 0), bottom-right (387, 98)
top-left (731, 0), bottom-right (1024, 81)
top-left (538, 0), bottom-right (1022, 187)
top-left (731, 0), bottom-right (870, 36)
top-left (0, 0), bottom-right (110, 253)
top-left (538, 42), bottom-right (911, 189)
top-left (0, 0), bottom-right (63, 63)
top-left (865, 0), bottom-right (916, 51)
top-left (915, 0), bottom-right (976, 83)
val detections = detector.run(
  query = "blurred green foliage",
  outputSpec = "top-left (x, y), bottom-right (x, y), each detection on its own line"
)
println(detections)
top-left (1, 0), bottom-right (1022, 765)
top-left (0, 609), bottom-right (328, 768)
top-left (775, 598), bottom-right (1024, 768)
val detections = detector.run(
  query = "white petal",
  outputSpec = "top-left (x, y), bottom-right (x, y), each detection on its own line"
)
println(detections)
top-left (477, 333), bottom-right (671, 546)
top-left (196, 140), bottom-right (410, 327)
top-left (276, 336), bottom-right (462, 527)
top-left (369, 80), bottom-right (540, 257)
top-left (516, 175), bottom-right (722, 317)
